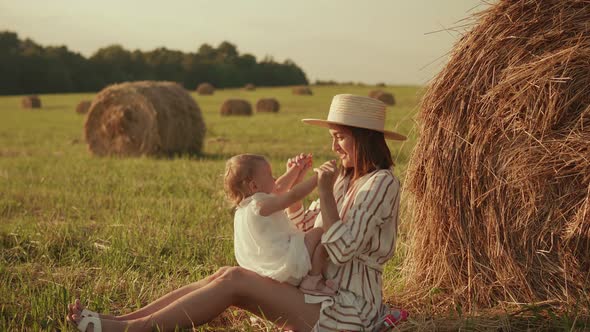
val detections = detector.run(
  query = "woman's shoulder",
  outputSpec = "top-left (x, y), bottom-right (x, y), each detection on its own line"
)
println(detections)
top-left (363, 169), bottom-right (399, 191)
top-left (368, 168), bottom-right (397, 181)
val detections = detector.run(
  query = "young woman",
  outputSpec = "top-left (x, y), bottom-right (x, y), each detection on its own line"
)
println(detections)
top-left (68, 94), bottom-right (407, 332)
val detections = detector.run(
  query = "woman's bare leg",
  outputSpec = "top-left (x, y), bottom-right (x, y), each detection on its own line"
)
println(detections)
top-left (233, 268), bottom-right (321, 331)
top-left (116, 266), bottom-right (232, 320)
top-left (94, 267), bottom-right (320, 332)
top-left (69, 266), bottom-right (231, 321)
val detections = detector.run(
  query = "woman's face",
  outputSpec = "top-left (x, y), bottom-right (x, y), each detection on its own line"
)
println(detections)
top-left (329, 125), bottom-right (355, 168)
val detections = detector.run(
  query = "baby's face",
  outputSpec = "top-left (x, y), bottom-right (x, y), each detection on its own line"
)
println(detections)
top-left (252, 160), bottom-right (276, 194)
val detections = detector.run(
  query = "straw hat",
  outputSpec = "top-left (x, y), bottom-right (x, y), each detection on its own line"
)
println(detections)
top-left (302, 94), bottom-right (406, 141)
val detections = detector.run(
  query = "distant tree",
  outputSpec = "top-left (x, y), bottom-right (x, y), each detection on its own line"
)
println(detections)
top-left (216, 41), bottom-right (238, 64)
top-left (198, 43), bottom-right (217, 62)
top-left (0, 32), bottom-right (22, 93)
top-left (0, 31), bottom-right (309, 95)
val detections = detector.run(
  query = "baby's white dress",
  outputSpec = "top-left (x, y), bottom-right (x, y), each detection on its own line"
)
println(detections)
top-left (234, 192), bottom-right (311, 285)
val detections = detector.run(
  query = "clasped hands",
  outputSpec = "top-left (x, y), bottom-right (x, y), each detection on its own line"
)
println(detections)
top-left (286, 153), bottom-right (337, 193)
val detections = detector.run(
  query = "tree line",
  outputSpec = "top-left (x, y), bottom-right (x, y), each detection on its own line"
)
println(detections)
top-left (0, 31), bottom-right (309, 95)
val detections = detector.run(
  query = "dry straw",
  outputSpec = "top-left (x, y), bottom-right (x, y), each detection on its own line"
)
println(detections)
top-left (244, 83), bottom-right (256, 91)
top-left (220, 99), bottom-right (252, 116)
top-left (292, 86), bottom-right (313, 95)
top-left (197, 82), bottom-right (215, 95)
top-left (21, 95), bottom-right (41, 109)
top-left (84, 81), bottom-right (206, 157)
top-left (256, 98), bottom-right (280, 113)
top-left (369, 90), bottom-right (396, 106)
top-left (402, 0), bottom-right (590, 313)
top-left (75, 100), bottom-right (91, 114)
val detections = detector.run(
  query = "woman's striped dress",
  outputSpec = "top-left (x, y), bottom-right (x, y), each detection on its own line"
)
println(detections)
top-left (288, 169), bottom-right (400, 331)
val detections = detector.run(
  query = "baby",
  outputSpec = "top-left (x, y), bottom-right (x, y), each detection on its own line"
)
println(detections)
top-left (224, 153), bottom-right (337, 295)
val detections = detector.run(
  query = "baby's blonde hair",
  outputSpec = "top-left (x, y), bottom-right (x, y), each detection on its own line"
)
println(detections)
top-left (224, 154), bottom-right (267, 207)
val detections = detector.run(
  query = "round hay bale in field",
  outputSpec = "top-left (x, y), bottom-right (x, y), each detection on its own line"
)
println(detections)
top-left (220, 99), bottom-right (252, 116)
top-left (368, 90), bottom-right (381, 99)
top-left (75, 100), bottom-right (91, 114)
top-left (244, 83), bottom-right (256, 91)
top-left (403, 0), bottom-right (590, 311)
top-left (292, 86), bottom-right (313, 95)
top-left (196, 83), bottom-right (215, 95)
top-left (84, 81), bottom-right (206, 157)
top-left (256, 98), bottom-right (280, 113)
top-left (368, 90), bottom-right (395, 106)
top-left (376, 82), bottom-right (386, 87)
top-left (21, 95), bottom-right (41, 109)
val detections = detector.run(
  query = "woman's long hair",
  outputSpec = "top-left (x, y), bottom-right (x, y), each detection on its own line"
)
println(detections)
top-left (342, 126), bottom-right (394, 181)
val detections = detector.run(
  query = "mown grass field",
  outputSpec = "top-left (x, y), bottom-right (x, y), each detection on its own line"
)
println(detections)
top-left (0, 85), bottom-right (421, 331)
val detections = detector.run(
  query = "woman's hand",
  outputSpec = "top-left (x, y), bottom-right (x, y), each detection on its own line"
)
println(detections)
top-left (314, 160), bottom-right (337, 194)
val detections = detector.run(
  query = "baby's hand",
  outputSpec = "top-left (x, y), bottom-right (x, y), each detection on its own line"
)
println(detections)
top-left (287, 153), bottom-right (312, 172)
top-left (287, 153), bottom-right (312, 185)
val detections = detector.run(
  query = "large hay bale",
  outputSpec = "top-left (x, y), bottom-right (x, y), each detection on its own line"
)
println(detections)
top-left (21, 95), bottom-right (41, 109)
top-left (244, 83), bottom-right (256, 91)
top-left (75, 100), bottom-right (91, 115)
top-left (256, 98), bottom-right (280, 113)
top-left (85, 81), bottom-right (206, 157)
top-left (197, 83), bottom-right (215, 95)
top-left (369, 90), bottom-right (395, 106)
top-left (292, 86), bottom-right (313, 95)
top-left (220, 99), bottom-right (252, 116)
top-left (404, 0), bottom-right (590, 311)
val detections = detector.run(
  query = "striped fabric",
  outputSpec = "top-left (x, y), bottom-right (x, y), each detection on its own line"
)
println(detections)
top-left (287, 169), bottom-right (400, 331)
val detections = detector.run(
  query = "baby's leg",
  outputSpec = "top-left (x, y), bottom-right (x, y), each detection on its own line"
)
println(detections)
top-left (310, 242), bottom-right (328, 276)
top-left (304, 228), bottom-right (325, 276)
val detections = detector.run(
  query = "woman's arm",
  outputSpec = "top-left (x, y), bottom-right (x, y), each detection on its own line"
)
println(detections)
top-left (286, 199), bottom-right (320, 232)
top-left (321, 171), bottom-right (400, 266)
top-left (314, 160), bottom-right (339, 231)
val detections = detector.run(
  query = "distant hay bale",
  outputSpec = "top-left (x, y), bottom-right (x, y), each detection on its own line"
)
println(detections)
top-left (197, 83), bottom-right (215, 95)
top-left (84, 81), bottom-right (206, 157)
top-left (256, 98), bottom-right (280, 113)
top-left (376, 82), bottom-right (386, 87)
top-left (403, 0), bottom-right (590, 311)
top-left (244, 83), bottom-right (256, 91)
top-left (292, 86), bottom-right (313, 95)
top-left (21, 95), bottom-right (41, 109)
top-left (369, 90), bottom-right (395, 106)
top-left (220, 99), bottom-right (252, 116)
top-left (75, 100), bottom-right (91, 114)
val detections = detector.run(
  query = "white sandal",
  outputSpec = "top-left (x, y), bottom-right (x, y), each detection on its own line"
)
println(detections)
top-left (77, 315), bottom-right (102, 332)
top-left (81, 309), bottom-right (99, 318)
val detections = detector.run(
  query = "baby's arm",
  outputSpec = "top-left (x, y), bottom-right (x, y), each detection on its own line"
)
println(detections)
top-left (258, 174), bottom-right (318, 217)
top-left (274, 165), bottom-right (300, 194)
top-left (274, 153), bottom-right (312, 194)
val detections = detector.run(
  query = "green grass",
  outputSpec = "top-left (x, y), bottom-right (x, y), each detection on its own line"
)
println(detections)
top-left (3, 85), bottom-right (583, 331)
top-left (0, 85), bottom-right (421, 331)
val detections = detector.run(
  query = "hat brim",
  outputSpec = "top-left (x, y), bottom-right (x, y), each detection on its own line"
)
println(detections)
top-left (301, 119), bottom-right (407, 141)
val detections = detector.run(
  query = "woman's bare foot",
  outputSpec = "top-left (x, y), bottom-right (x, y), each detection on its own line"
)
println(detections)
top-left (67, 308), bottom-right (129, 332)
top-left (68, 299), bottom-right (117, 320)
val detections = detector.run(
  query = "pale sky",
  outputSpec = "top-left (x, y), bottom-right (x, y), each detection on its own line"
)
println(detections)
top-left (0, 0), bottom-right (488, 85)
